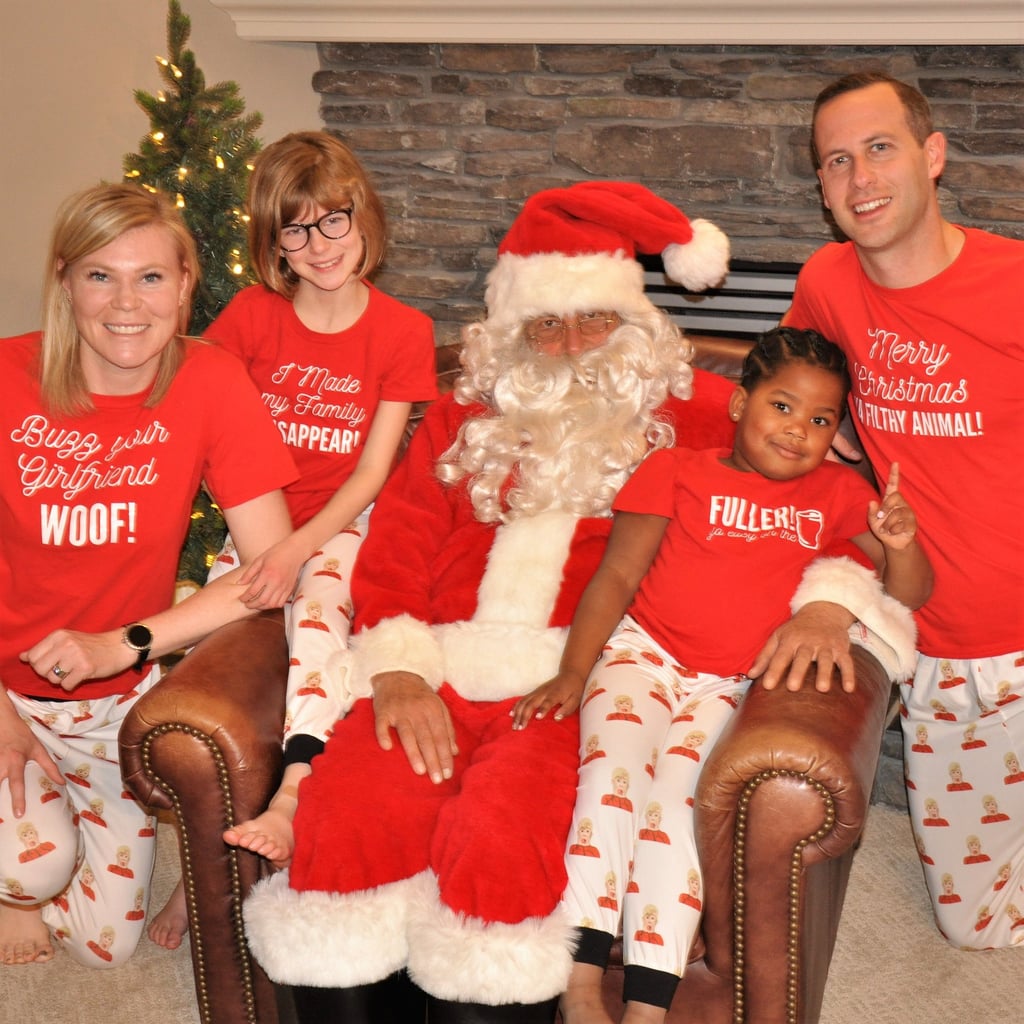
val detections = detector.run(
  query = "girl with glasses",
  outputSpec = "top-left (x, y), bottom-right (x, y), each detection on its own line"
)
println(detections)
top-left (148, 131), bottom-right (437, 950)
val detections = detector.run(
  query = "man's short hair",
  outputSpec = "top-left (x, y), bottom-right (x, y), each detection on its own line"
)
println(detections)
top-left (811, 72), bottom-right (934, 168)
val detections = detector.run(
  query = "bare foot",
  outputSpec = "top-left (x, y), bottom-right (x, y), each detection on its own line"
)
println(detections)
top-left (148, 879), bottom-right (188, 950)
top-left (0, 903), bottom-right (55, 965)
top-left (223, 807), bottom-right (295, 869)
top-left (559, 962), bottom-right (615, 1024)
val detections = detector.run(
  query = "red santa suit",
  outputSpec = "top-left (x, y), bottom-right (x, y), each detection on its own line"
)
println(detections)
top-left (243, 374), bottom-right (735, 1005)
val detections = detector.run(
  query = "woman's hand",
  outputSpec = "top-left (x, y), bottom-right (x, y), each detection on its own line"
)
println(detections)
top-left (19, 628), bottom-right (131, 693)
top-left (511, 672), bottom-right (585, 730)
top-left (0, 691), bottom-right (64, 817)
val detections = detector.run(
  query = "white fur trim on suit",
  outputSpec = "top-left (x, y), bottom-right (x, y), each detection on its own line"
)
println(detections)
top-left (436, 620), bottom-right (568, 702)
top-left (477, 512), bottom-right (578, 625)
top-left (406, 887), bottom-right (577, 1004)
top-left (350, 613), bottom-right (445, 696)
top-left (438, 511), bottom-right (578, 700)
top-left (484, 251), bottom-right (654, 329)
top-left (351, 513), bottom-right (580, 701)
top-left (791, 556), bottom-right (918, 681)
top-left (242, 869), bottom-right (436, 986)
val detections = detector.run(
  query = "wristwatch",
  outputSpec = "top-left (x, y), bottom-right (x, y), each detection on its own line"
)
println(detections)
top-left (121, 622), bottom-right (153, 673)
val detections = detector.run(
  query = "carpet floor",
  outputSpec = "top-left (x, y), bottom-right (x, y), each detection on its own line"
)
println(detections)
top-left (2, 803), bottom-right (1018, 1023)
top-left (821, 803), bottom-right (1019, 1024)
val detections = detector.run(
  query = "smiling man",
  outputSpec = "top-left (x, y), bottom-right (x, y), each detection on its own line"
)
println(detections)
top-left (762, 71), bottom-right (1024, 951)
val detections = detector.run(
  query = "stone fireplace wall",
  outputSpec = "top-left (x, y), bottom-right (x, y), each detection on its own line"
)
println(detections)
top-left (311, 44), bottom-right (1022, 343)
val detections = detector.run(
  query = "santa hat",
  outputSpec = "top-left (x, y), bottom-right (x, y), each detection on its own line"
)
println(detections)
top-left (484, 180), bottom-right (730, 329)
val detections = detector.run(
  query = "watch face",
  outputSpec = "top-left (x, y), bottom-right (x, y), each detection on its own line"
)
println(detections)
top-left (126, 623), bottom-right (152, 649)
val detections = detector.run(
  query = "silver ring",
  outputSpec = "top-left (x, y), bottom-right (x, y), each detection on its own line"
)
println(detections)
top-left (51, 664), bottom-right (67, 679)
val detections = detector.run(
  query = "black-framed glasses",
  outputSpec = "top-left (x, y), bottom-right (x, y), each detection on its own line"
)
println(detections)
top-left (278, 208), bottom-right (354, 252)
top-left (524, 312), bottom-right (621, 345)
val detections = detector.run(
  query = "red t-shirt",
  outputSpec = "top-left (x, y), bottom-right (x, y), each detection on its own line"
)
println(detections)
top-left (351, 370), bottom-right (737, 638)
top-left (206, 284), bottom-right (438, 528)
top-left (614, 447), bottom-right (877, 675)
top-left (0, 335), bottom-right (297, 699)
top-left (786, 229), bottom-right (1024, 657)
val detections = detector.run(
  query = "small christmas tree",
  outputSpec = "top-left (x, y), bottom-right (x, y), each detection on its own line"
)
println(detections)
top-left (124, 0), bottom-right (263, 334)
top-left (124, 0), bottom-right (264, 586)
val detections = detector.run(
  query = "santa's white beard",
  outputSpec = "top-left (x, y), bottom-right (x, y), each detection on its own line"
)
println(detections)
top-left (442, 324), bottom-right (685, 523)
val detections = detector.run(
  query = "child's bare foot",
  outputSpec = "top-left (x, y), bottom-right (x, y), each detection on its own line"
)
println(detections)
top-left (223, 807), bottom-right (294, 869)
top-left (148, 879), bottom-right (188, 950)
top-left (559, 962), bottom-right (615, 1024)
top-left (0, 903), bottom-right (55, 965)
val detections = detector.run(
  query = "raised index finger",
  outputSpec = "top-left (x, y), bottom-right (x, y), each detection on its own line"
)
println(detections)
top-left (885, 461), bottom-right (901, 497)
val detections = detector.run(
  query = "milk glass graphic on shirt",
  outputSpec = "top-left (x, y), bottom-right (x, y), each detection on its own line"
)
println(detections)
top-left (795, 509), bottom-right (824, 549)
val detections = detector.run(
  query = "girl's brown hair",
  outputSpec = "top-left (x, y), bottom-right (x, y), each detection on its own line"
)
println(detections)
top-left (246, 131), bottom-right (387, 298)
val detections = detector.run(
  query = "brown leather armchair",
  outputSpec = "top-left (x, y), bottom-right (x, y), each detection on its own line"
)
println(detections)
top-left (119, 337), bottom-right (894, 1024)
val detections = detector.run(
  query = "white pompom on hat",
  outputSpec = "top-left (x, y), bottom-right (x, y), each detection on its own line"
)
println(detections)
top-left (484, 180), bottom-right (730, 329)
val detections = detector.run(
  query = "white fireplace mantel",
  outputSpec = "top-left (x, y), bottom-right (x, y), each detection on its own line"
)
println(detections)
top-left (211, 1), bottom-right (1023, 45)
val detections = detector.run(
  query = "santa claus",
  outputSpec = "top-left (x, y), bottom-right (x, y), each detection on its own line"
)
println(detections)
top-left (242, 181), bottom-right (735, 1022)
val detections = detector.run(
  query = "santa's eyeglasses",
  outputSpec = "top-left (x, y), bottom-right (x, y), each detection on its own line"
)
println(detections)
top-left (524, 312), bottom-right (620, 345)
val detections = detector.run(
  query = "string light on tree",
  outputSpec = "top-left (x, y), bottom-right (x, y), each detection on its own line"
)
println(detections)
top-left (123, 0), bottom-right (262, 335)
top-left (123, 0), bottom-right (265, 587)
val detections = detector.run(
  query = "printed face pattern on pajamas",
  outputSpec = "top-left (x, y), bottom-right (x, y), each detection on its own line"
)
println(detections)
top-left (564, 619), bottom-right (750, 978)
top-left (902, 652), bottom-right (1024, 948)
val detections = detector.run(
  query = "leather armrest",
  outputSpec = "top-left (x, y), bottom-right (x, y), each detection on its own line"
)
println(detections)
top-left (119, 609), bottom-right (289, 1024)
top-left (692, 646), bottom-right (893, 1023)
top-left (120, 609), bottom-right (288, 814)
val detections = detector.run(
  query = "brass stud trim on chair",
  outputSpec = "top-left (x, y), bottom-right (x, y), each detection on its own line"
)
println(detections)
top-left (140, 722), bottom-right (260, 1024)
top-left (731, 770), bottom-right (836, 1024)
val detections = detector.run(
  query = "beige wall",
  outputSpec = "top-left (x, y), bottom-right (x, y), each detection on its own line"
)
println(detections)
top-left (0, 0), bottom-right (319, 335)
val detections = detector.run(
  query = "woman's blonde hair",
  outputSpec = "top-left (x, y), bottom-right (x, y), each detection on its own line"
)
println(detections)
top-left (41, 183), bottom-right (199, 416)
top-left (246, 130), bottom-right (386, 298)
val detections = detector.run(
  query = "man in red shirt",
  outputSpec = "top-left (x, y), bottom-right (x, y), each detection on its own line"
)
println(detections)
top-left (762, 71), bottom-right (1024, 951)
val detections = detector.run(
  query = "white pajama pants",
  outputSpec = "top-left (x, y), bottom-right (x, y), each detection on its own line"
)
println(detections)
top-left (563, 618), bottom-right (750, 982)
top-left (211, 513), bottom-right (368, 747)
top-left (0, 670), bottom-right (161, 967)
top-left (902, 649), bottom-right (1024, 949)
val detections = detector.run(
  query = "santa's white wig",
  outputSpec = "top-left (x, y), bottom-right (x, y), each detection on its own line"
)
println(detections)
top-left (438, 311), bottom-right (693, 523)
top-left (436, 181), bottom-right (729, 524)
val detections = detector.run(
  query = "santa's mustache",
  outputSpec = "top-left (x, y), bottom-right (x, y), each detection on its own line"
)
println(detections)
top-left (495, 327), bottom-right (650, 413)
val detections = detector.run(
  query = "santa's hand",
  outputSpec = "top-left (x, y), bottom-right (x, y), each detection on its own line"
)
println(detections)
top-left (371, 670), bottom-right (458, 784)
top-left (749, 602), bottom-right (857, 694)
top-left (511, 672), bottom-right (585, 730)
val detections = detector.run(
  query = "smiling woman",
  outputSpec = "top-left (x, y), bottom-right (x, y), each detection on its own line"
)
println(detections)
top-left (0, 181), bottom-right (296, 971)
top-left (59, 226), bottom-right (192, 398)
top-left (39, 188), bottom-right (199, 419)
